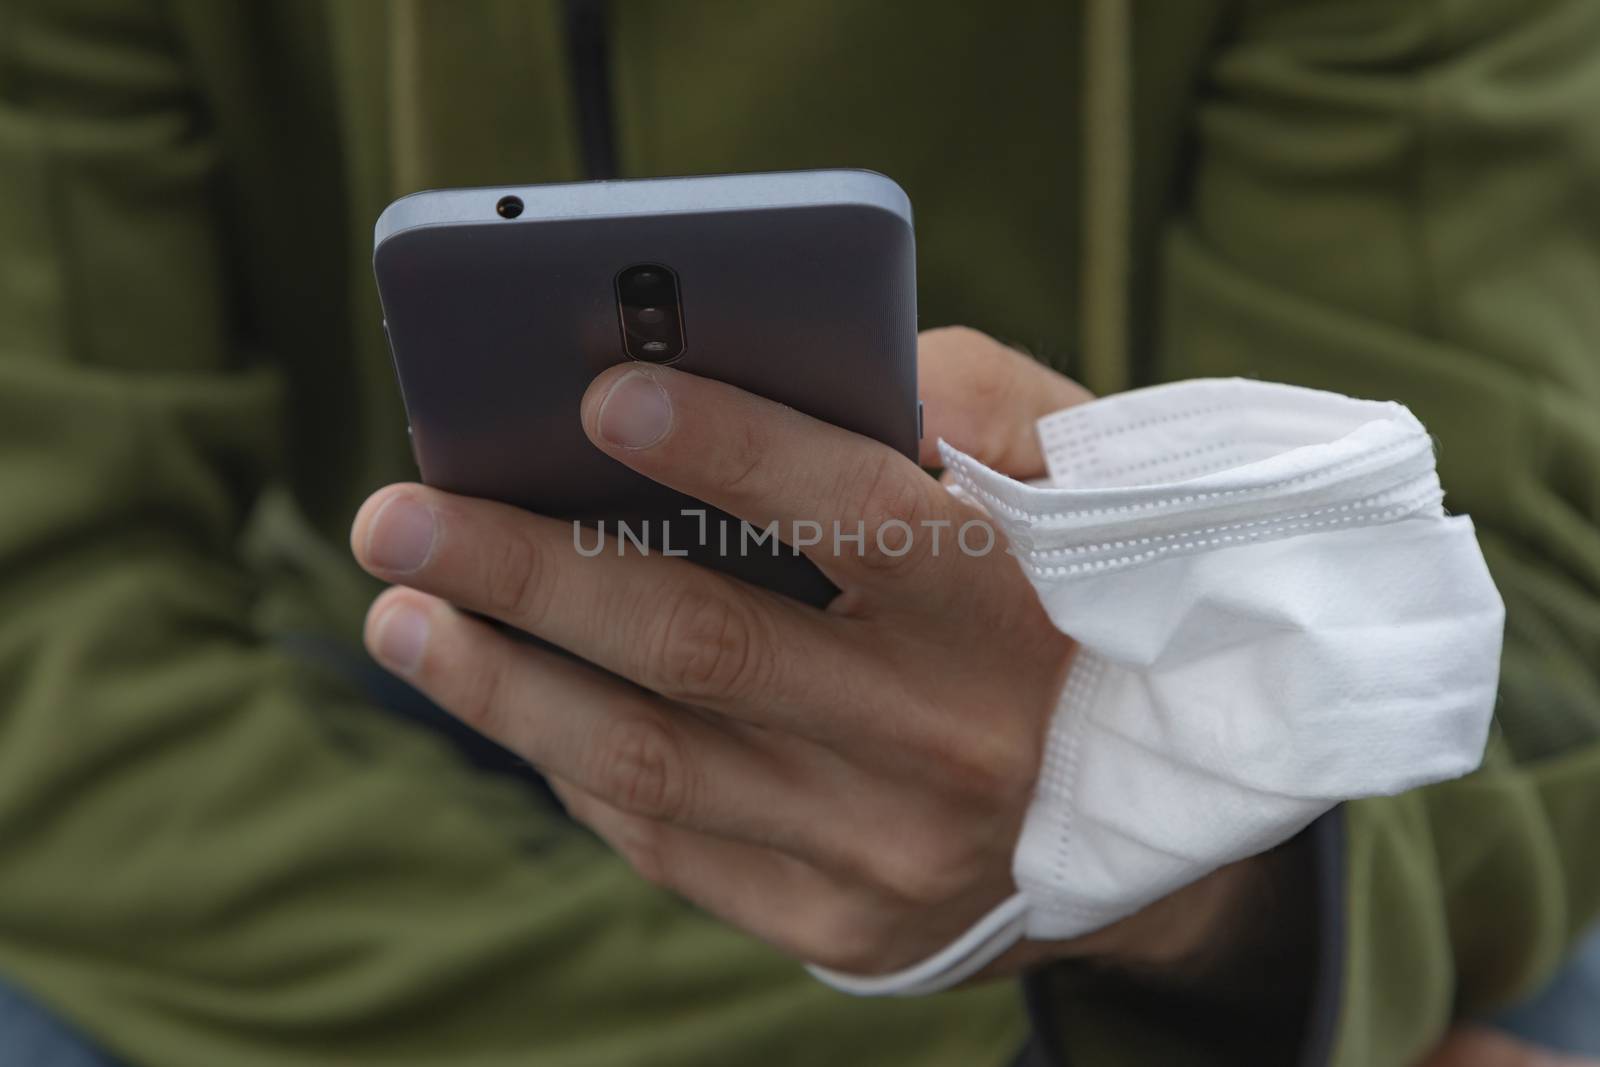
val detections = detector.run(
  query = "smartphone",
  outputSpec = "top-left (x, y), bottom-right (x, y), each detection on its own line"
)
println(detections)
top-left (372, 169), bottom-right (919, 606)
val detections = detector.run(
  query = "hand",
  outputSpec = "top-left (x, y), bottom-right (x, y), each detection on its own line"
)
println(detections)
top-left (351, 327), bottom-right (1238, 978)
top-left (1420, 1026), bottom-right (1599, 1066)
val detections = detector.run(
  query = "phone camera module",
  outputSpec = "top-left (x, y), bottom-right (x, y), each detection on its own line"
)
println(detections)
top-left (615, 264), bottom-right (685, 363)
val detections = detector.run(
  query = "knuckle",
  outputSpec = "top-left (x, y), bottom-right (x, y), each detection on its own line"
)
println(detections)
top-left (593, 716), bottom-right (692, 823)
top-left (920, 326), bottom-right (996, 386)
top-left (965, 371), bottom-right (1024, 460)
top-left (964, 354), bottom-right (1013, 410)
top-left (821, 724), bottom-right (1040, 907)
top-left (844, 454), bottom-right (937, 574)
top-left (482, 529), bottom-right (552, 624)
top-left (942, 720), bottom-right (1041, 801)
top-left (711, 418), bottom-right (770, 501)
top-left (649, 589), bottom-right (770, 703)
top-left (612, 814), bottom-right (672, 888)
top-left (453, 649), bottom-right (511, 740)
top-left (855, 833), bottom-right (973, 908)
top-left (799, 901), bottom-right (891, 974)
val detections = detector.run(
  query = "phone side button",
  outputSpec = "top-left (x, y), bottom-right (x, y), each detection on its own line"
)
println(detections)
top-left (917, 400), bottom-right (924, 441)
top-left (406, 425), bottom-right (420, 468)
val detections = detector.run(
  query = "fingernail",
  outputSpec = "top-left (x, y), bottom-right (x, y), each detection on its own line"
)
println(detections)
top-left (373, 602), bottom-right (430, 675)
top-left (367, 495), bottom-right (436, 573)
top-left (597, 370), bottom-right (672, 449)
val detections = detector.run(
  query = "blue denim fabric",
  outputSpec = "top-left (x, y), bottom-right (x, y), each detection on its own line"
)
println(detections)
top-left (1492, 924), bottom-right (1600, 1057)
top-left (0, 978), bottom-right (121, 1067)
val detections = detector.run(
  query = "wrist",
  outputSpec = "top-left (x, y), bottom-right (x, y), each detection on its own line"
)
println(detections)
top-left (1071, 859), bottom-right (1263, 972)
top-left (1051, 828), bottom-right (1320, 1016)
top-left (1021, 825), bottom-right (1316, 988)
top-left (1013, 832), bottom-right (1321, 1067)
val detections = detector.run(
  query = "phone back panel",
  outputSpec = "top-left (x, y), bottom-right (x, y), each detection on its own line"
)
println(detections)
top-left (373, 171), bottom-right (918, 605)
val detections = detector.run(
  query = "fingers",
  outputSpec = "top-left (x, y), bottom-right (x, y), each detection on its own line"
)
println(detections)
top-left (578, 363), bottom-right (963, 589)
top-left (364, 585), bottom-right (816, 849)
top-left (551, 776), bottom-right (838, 961)
top-left (351, 485), bottom-right (885, 741)
top-left (368, 586), bottom-right (987, 911)
top-left (916, 326), bottom-right (1093, 475)
top-left (550, 776), bottom-right (927, 975)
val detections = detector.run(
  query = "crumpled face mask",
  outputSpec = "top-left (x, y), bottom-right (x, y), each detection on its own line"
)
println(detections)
top-left (809, 378), bottom-right (1504, 997)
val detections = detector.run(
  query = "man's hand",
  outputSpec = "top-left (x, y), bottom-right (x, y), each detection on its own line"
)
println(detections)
top-left (350, 327), bottom-right (1237, 978)
top-left (1421, 1026), bottom-right (1599, 1067)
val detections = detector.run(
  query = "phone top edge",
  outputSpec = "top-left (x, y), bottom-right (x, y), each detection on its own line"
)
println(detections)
top-left (372, 169), bottom-right (912, 254)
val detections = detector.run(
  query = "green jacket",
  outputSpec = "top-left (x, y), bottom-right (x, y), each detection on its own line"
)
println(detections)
top-left (2, 1), bottom-right (1598, 1065)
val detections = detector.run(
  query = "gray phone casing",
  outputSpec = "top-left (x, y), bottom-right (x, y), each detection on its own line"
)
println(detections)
top-left (373, 170), bottom-right (918, 606)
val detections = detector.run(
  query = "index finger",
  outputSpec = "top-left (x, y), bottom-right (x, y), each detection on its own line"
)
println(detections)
top-left (915, 326), bottom-right (1093, 474)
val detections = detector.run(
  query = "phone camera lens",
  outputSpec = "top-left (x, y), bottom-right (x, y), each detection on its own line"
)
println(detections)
top-left (615, 263), bottom-right (683, 363)
top-left (496, 195), bottom-right (523, 219)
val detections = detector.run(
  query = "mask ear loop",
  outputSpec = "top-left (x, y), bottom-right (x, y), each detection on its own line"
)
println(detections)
top-left (805, 892), bottom-right (1029, 997)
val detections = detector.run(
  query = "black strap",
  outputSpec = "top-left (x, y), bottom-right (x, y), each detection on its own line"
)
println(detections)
top-left (1016, 969), bottom-right (1070, 1067)
top-left (563, 0), bottom-right (619, 179)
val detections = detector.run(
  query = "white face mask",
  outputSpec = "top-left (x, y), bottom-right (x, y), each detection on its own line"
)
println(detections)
top-left (809, 378), bottom-right (1504, 997)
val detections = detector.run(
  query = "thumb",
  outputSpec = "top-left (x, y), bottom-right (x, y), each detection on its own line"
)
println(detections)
top-left (917, 326), bottom-right (1094, 478)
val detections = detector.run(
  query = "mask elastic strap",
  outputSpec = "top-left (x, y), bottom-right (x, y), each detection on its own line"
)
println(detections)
top-left (805, 892), bottom-right (1029, 997)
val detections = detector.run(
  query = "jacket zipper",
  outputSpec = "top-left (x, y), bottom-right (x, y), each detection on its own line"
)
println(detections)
top-left (563, 0), bottom-right (619, 179)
